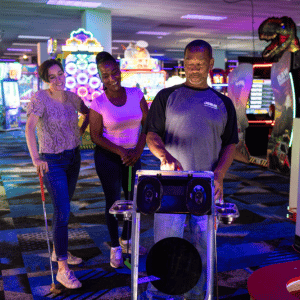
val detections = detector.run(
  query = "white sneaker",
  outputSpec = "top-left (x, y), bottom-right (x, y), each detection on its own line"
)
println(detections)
top-left (110, 246), bottom-right (124, 268)
top-left (56, 269), bottom-right (82, 289)
top-left (119, 237), bottom-right (147, 255)
top-left (52, 251), bottom-right (83, 265)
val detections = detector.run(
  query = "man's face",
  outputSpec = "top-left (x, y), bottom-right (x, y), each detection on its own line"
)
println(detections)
top-left (184, 47), bottom-right (214, 89)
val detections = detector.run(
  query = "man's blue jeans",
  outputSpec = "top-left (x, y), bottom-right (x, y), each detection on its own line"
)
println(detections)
top-left (41, 146), bottom-right (81, 261)
top-left (145, 214), bottom-right (209, 300)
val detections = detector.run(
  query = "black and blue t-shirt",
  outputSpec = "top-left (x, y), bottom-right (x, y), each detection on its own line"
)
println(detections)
top-left (145, 84), bottom-right (239, 171)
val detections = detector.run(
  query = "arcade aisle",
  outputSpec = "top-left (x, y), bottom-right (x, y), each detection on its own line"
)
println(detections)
top-left (0, 128), bottom-right (298, 300)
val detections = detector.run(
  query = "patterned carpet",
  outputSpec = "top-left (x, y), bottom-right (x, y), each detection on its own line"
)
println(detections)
top-left (0, 128), bottom-right (297, 300)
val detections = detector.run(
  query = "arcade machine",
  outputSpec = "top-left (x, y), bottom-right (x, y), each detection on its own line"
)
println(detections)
top-left (209, 68), bottom-right (228, 95)
top-left (109, 170), bottom-right (240, 300)
top-left (247, 17), bottom-right (300, 300)
top-left (120, 41), bottom-right (166, 107)
top-left (244, 63), bottom-right (276, 167)
top-left (18, 64), bottom-right (39, 124)
top-left (0, 62), bottom-right (22, 131)
top-left (60, 28), bottom-right (104, 149)
top-left (60, 28), bottom-right (104, 107)
top-left (228, 63), bottom-right (253, 164)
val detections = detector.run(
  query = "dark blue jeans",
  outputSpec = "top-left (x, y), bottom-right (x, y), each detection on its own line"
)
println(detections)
top-left (94, 146), bottom-right (141, 247)
top-left (41, 146), bottom-right (81, 261)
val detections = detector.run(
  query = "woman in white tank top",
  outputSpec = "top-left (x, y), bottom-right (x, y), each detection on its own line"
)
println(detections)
top-left (89, 52), bottom-right (148, 268)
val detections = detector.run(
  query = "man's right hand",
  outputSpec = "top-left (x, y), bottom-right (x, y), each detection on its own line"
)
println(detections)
top-left (160, 153), bottom-right (183, 171)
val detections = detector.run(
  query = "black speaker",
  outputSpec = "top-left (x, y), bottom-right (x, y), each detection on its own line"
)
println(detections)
top-left (135, 171), bottom-right (213, 215)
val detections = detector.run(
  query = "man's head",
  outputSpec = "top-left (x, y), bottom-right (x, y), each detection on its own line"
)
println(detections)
top-left (184, 40), bottom-right (214, 89)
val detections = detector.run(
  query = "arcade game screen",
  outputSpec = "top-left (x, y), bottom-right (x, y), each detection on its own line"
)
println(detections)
top-left (2, 81), bottom-right (20, 108)
top-left (121, 71), bottom-right (165, 104)
top-left (246, 79), bottom-right (275, 115)
top-left (210, 69), bottom-right (228, 95)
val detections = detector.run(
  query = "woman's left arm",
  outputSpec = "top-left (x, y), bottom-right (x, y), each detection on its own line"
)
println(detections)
top-left (123, 97), bottom-right (148, 166)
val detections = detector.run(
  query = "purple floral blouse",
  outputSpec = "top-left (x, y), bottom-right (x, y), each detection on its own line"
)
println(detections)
top-left (27, 89), bottom-right (83, 154)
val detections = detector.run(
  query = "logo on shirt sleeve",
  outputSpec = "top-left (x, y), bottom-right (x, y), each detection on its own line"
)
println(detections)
top-left (204, 101), bottom-right (219, 110)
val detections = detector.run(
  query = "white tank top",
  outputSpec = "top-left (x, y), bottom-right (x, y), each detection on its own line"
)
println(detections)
top-left (90, 87), bottom-right (144, 149)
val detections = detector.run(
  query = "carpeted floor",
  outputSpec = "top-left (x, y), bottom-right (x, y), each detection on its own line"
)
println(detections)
top-left (0, 128), bottom-right (297, 300)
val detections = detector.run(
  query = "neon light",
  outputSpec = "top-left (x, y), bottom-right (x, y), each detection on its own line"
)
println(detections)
top-left (65, 76), bottom-right (76, 89)
top-left (136, 31), bottom-right (170, 36)
top-left (77, 86), bottom-right (88, 98)
top-left (181, 14), bottom-right (227, 21)
top-left (253, 64), bottom-right (273, 68)
top-left (65, 62), bottom-right (77, 75)
top-left (89, 77), bottom-right (101, 89)
top-left (7, 48), bottom-right (32, 52)
top-left (47, 0), bottom-right (101, 8)
top-left (76, 59), bottom-right (88, 70)
top-left (87, 63), bottom-right (98, 75)
top-left (62, 28), bottom-right (103, 53)
top-left (248, 120), bottom-right (275, 125)
top-left (289, 72), bottom-right (296, 147)
top-left (71, 28), bottom-right (94, 40)
top-left (76, 73), bottom-right (89, 85)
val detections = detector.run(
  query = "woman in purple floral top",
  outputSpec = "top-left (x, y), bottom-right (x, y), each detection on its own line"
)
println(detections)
top-left (25, 59), bottom-right (89, 289)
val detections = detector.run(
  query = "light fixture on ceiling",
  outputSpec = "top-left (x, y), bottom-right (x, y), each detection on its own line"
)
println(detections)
top-left (181, 14), bottom-right (227, 21)
top-left (149, 53), bottom-right (165, 56)
top-left (4, 53), bottom-right (23, 56)
top-left (112, 40), bottom-right (135, 43)
top-left (47, 0), bottom-right (101, 8)
top-left (166, 49), bottom-right (184, 52)
top-left (7, 48), bottom-right (32, 52)
top-left (136, 31), bottom-right (170, 36)
top-left (227, 36), bottom-right (259, 40)
top-left (13, 43), bottom-right (37, 46)
top-left (18, 35), bottom-right (50, 40)
top-left (23, 54), bottom-right (28, 60)
top-left (0, 59), bottom-right (16, 62)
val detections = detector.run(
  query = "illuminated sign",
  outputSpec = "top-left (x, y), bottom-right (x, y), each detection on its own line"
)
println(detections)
top-left (62, 28), bottom-right (103, 53)
top-left (47, 38), bottom-right (57, 55)
top-left (120, 58), bottom-right (159, 71)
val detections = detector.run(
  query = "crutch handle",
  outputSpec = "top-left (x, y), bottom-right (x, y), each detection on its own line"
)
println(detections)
top-left (38, 172), bottom-right (46, 202)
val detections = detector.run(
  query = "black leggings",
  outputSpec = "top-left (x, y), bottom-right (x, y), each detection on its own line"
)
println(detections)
top-left (94, 146), bottom-right (141, 247)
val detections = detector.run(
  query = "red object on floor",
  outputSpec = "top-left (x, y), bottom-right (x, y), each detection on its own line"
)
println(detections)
top-left (248, 260), bottom-right (300, 300)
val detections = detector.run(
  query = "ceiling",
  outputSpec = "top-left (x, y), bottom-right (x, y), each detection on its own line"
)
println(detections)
top-left (0, 0), bottom-right (300, 63)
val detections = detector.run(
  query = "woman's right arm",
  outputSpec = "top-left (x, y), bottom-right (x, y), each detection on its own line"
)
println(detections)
top-left (89, 109), bottom-right (128, 161)
top-left (25, 113), bottom-right (49, 175)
